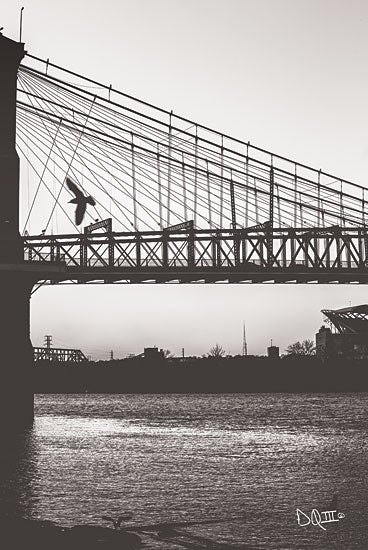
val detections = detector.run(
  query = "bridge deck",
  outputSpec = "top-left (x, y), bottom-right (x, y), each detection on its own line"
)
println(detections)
top-left (23, 227), bottom-right (368, 284)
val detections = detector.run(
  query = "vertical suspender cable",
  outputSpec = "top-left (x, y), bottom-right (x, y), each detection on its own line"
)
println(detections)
top-left (194, 125), bottom-right (198, 227)
top-left (230, 168), bottom-right (237, 229)
top-left (206, 159), bottom-right (212, 228)
top-left (166, 111), bottom-right (173, 226)
top-left (362, 188), bottom-right (365, 226)
top-left (244, 141), bottom-right (249, 259)
top-left (267, 159), bottom-right (274, 266)
top-left (340, 180), bottom-right (343, 225)
top-left (220, 137), bottom-right (224, 229)
top-left (269, 156), bottom-right (274, 227)
top-left (316, 171), bottom-right (321, 258)
top-left (52, 153), bottom-right (55, 234)
top-left (157, 144), bottom-right (163, 229)
top-left (277, 185), bottom-right (281, 226)
top-left (131, 132), bottom-right (138, 230)
top-left (230, 168), bottom-right (239, 266)
top-left (255, 180), bottom-right (259, 224)
top-left (299, 192), bottom-right (303, 226)
top-left (53, 153), bottom-right (58, 234)
top-left (26, 129), bottom-right (30, 234)
top-left (182, 152), bottom-right (187, 222)
top-left (245, 141), bottom-right (249, 227)
top-left (317, 169), bottom-right (321, 226)
top-left (108, 155), bottom-right (113, 217)
top-left (294, 164), bottom-right (298, 227)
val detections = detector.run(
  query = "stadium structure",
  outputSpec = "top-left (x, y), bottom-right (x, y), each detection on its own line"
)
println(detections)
top-left (316, 305), bottom-right (368, 360)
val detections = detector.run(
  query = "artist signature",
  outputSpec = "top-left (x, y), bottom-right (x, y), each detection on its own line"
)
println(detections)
top-left (296, 508), bottom-right (345, 531)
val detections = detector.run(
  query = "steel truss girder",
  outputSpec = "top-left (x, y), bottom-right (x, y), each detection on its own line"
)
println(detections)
top-left (33, 347), bottom-right (87, 362)
top-left (23, 227), bottom-right (368, 284)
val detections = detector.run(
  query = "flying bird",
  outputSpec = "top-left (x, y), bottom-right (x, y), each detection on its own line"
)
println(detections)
top-left (66, 177), bottom-right (96, 225)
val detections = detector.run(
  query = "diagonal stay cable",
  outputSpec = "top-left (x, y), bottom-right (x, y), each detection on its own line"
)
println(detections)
top-left (18, 74), bottom-right (155, 227)
top-left (18, 70), bottom-right (358, 230)
top-left (17, 134), bottom-right (79, 230)
top-left (18, 71), bottom-right (100, 225)
top-left (19, 62), bottom-right (367, 216)
top-left (17, 112), bottom-right (154, 231)
top-left (18, 72), bottom-right (104, 224)
top-left (20, 104), bottom-right (357, 228)
top-left (22, 118), bottom-right (62, 234)
top-left (44, 94), bottom-right (97, 232)
top-left (17, 114), bottom-right (134, 230)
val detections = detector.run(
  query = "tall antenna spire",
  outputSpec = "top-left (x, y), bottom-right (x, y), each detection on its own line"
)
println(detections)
top-left (242, 321), bottom-right (248, 356)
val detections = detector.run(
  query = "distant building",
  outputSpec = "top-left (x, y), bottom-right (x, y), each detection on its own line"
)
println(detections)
top-left (143, 347), bottom-right (165, 360)
top-left (316, 305), bottom-right (368, 360)
top-left (267, 345), bottom-right (279, 359)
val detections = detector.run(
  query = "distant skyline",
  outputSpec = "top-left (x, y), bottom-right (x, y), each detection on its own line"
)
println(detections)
top-left (29, 284), bottom-right (365, 360)
top-left (2, 0), bottom-right (368, 359)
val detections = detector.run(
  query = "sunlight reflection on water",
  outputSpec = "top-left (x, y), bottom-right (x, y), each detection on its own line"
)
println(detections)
top-left (35, 415), bottom-right (322, 446)
top-left (1, 393), bottom-right (367, 549)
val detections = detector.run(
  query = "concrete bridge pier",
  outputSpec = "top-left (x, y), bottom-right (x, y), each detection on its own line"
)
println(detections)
top-left (0, 272), bottom-right (36, 428)
top-left (0, 35), bottom-right (37, 429)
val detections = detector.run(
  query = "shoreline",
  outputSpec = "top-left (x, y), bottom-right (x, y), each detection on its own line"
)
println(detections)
top-left (34, 357), bottom-right (368, 394)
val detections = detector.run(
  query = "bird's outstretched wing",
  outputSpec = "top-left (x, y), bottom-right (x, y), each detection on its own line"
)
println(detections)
top-left (66, 177), bottom-right (84, 199)
top-left (75, 202), bottom-right (87, 225)
top-left (86, 196), bottom-right (96, 206)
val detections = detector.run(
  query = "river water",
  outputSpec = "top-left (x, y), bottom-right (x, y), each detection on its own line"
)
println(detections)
top-left (0, 393), bottom-right (367, 549)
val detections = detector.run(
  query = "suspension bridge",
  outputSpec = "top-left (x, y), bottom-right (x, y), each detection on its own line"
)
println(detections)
top-left (1, 31), bottom-right (368, 427)
top-left (15, 37), bottom-right (368, 285)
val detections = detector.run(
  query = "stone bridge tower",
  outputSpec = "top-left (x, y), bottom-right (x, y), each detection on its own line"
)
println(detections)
top-left (0, 33), bottom-right (36, 428)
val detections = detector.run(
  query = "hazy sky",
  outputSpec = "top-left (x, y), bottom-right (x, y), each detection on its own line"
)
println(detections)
top-left (2, 0), bottom-right (368, 359)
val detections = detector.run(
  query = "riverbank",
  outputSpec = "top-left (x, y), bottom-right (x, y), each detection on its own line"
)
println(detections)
top-left (0, 519), bottom-right (143, 549)
top-left (0, 517), bottom-right (247, 549)
top-left (34, 356), bottom-right (368, 393)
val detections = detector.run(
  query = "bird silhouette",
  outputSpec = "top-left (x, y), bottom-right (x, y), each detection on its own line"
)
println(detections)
top-left (66, 177), bottom-right (96, 225)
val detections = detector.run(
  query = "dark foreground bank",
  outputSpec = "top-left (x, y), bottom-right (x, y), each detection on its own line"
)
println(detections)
top-left (34, 356), bottom-right (368, 393)
top-left (0, 518), bottom-right (246, 549)
top-left (0, 519), bottom-right (142, 549)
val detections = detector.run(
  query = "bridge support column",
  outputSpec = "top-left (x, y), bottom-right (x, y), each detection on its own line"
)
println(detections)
top-left (0, 273), bottom-right (35, 429)
top-left (0, 35), bottom-right (34, 429)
